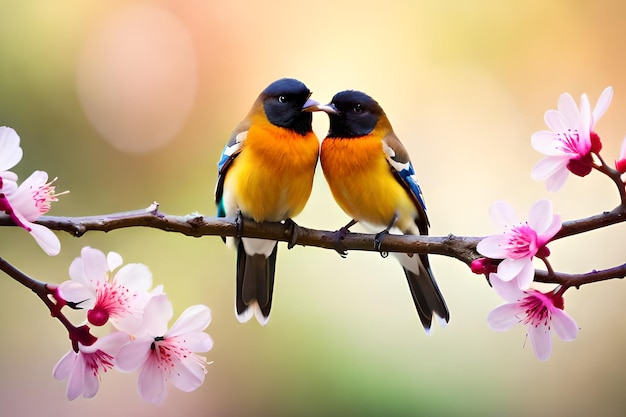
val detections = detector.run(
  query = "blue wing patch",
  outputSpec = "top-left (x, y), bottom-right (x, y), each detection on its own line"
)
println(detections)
top-left (382, 140), bottom-right (430, 230)
top-left (215, 131), bottom-right (246, 218)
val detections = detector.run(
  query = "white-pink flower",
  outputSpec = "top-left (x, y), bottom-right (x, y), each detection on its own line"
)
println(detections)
top-left (53, 331), bottom-right (130, 400)
top-left (0, 126), bottom-right (22, 182)
top-left (58, 247), bottom-right (156, 333)
top-left (487, 274), bottom-right (579, 361)
top-left (116, 294), bottom-right (213, 405)
top-left (1, 170), bottom-right (63, 255)
top-left (531, 86), bottom-right (613, 191)
top-left (477, 200), bottom-right (561, 289)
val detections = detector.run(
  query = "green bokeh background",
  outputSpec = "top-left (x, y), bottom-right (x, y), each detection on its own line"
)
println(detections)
top-left (1, 1), bottom-right (625, 416)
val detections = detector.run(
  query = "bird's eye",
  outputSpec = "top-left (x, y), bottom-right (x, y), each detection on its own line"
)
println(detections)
top-left (278, 95), bottom-right (286, 103)
top-left (353, 104), bottom-right (363, 113)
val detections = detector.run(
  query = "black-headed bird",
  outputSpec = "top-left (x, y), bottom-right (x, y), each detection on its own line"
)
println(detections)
top-left (308, 90), bottom-right (449, 332)
top-left (215, 78), bottom-right (319, 325)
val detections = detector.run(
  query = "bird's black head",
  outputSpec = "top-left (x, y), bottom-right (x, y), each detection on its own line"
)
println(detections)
top-left (322, 90), bottom-right (384, 138)
top-left (260, 78), bottom-right (315, 135)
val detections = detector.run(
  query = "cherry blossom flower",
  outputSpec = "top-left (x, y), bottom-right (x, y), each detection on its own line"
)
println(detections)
top-left (477, 200), bottom-right (561, 289)
top-left (0, 170), bottom-right (64, 255)
top-left (0, 126), bottom-right (22, 182)
top-left (53, 331), bottom-right (129, 400)
top-left (487, 274), bottom-right (579, 361)
top-left (116, 294), bottom-right (213, 405)
top-left (58, 247), bottom-right (157, 333)
top-left (531, 86), bottom-right (613, 191)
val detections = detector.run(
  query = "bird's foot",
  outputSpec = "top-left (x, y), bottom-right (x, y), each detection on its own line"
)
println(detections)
top-left (235, 210), bottom-right (244, 239)
top-left (332, 219), bottom-right (357, 258)
top-left (284, 218), bottom-right (301, 250)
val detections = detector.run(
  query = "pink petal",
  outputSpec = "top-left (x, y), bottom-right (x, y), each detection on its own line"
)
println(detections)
top-left (593, 86), bottom-right (613, 124)
top-left (487, 303), bottom-right (524, 331)
top-left (168, 305), bottom-right (212, 337)
top-left (175, 332), bottom-right (213, 353)
top-left (83, 331), bottom-right (130, 354)
top-left (543, 108), bottom-right (569, 132)
top-left (538, 214), bottom-right (562, 243)
top-left (489, 200), bottom-right (518, 228)
top-left (0, 127), bottom-right (23, 171)
top-left (531, 156), bottom-right (568, 180)
top-left (531, 131), bottom-right (564, 156)
top-left (57, 281), bottom-right (96, 308)
top-left (79, 247), bottom-right (109, 286)
top-left (557, 92), bottom-right (579, 126)
top-left (490, 274), bottom-right (524, 302)
top-left (143, 294), bottom-right (173, 336)
top-left (545, 167), bottom-right (570, 192)
top-left (116, 339), bottom-right (152, 372)
top-left (168, 355), bottom-right (206, 392)
top-left (578, 94), bottom-right (591, 144)
top-left (52, 350), bottom-right (77, 380)
top-left (529, 322), bottom-right (553, 361)
top-left (514, 261), bottom-right (536, 290)
top-left (550, 309), bottom-right (579, 341)
top-left (28, 222), bottom-right (61, 256)
top-left (66, 353), bottom-right (87, 400)
top-left (107, 251), bottom-right (123, 271)
top-left (527, 200), bottom-right (553, 234)
top-left (114, 263), bottom-right (153, 291)
top-left (476, 235), bottom-right (509, 259)
top-left (497, 258), bottom-right (529, 282)
top-left (82, 365), bottom-right (100, 399)
top-left (137, 356), bottom-right (167, 405)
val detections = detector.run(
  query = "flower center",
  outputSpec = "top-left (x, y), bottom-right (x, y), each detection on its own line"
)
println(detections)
top-left (31, 177), bottom-right (67, 214)
top-left (506, 223), bottom-right (538, 259)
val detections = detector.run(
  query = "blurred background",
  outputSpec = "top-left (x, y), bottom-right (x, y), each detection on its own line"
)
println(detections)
top-left (1, 0), bottom-right (625, 416)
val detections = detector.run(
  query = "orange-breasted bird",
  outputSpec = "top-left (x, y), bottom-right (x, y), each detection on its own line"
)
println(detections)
top-left (215, 78), bottom-right (320, 325)
top-left (308, 90), bottom-right (449, 332)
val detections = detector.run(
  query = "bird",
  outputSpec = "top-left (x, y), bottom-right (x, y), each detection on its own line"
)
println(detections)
top-left (307, 90), bottom-right (449, 332)
top-left (215, 78), bottom-right (320, 325)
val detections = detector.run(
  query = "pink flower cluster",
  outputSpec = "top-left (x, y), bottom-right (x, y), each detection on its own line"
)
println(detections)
top-left (0, 126), bottom-right (65, 255)
top-left (476, 200), bottom-right (577, 361)
top-left (53, 247), bottom-right (213, 405)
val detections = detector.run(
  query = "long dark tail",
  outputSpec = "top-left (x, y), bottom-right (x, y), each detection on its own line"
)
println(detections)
top-left (235, 240), bottom-right (278, 325)
top-left (399, 253), bottom-right (449, 332)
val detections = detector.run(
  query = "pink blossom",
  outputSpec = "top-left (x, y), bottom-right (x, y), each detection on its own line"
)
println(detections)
top-left (477, 200), bottom-right (561, 289)
top-left (531, 86), bottom-right (612, 191)
top-left (53, 332), bottom-right (129, 400)
top-left (58, 247), bottom-right (156, 333)
top-left (116, 294), bottom-right (213, 405)
top-left (487, 274), bottom-right (578, 361)
top-left (0, 170), bottom-right (64, 255)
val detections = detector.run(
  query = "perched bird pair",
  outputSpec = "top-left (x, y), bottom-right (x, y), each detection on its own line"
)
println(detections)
top-left (215, 78), bottom-right (449, 332)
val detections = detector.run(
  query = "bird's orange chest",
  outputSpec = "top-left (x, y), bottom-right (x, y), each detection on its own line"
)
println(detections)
top-left (320, 136), bottom-right (411, 226)
top-left (226, 121), bottom-right (319, 222)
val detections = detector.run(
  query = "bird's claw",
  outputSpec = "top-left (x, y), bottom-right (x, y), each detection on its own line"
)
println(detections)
top-left (235, 210), bottom-right (244, 239)
top-left (333, 226), bottom-right (351, 258)
top-left (284, 218), bottom-right (300, 250)
top-left (374, 229), bottom-right (390, 254)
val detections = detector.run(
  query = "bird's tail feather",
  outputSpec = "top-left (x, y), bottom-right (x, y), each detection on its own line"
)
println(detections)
top-left (235, 241), bottom-right (278, 325)
top-left (396, 253), bottom-right (449, 333)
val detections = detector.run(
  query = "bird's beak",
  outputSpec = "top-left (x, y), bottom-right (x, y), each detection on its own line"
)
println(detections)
top-left (302, 97), bottom-right (320, 112)
top-left (303, 102), bottom-right (339, 114)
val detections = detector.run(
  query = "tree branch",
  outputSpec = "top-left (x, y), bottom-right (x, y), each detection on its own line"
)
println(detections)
top-left (1, 201), bottom-right (625, 288)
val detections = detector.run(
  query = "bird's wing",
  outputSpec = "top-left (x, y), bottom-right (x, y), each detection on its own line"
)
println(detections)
top-left (215, 120), bottom-right (250, 217)
top-left (382, 132), bottom-right (430, 232)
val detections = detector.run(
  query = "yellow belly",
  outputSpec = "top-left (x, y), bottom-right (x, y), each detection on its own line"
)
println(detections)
top-left (225, 124), bottom-right (319, 222)
top-left (321, 136), bottom-right (417, 231)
